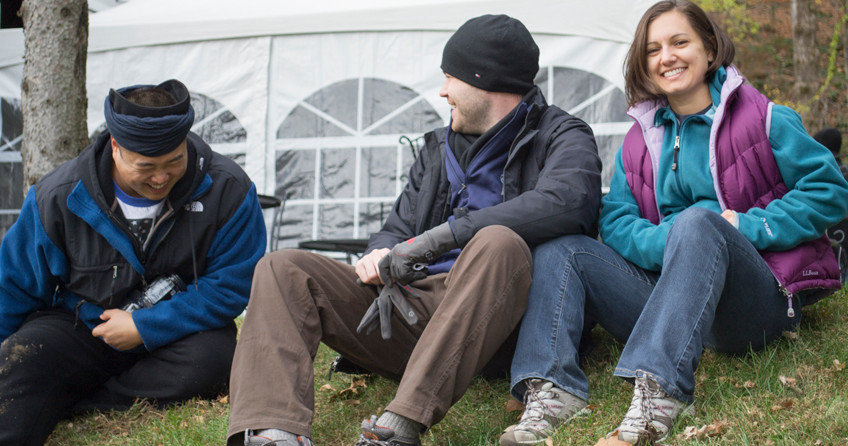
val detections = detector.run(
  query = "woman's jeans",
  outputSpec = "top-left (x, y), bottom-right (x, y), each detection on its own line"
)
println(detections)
top-left (511, 208), bottom-right (801, 404)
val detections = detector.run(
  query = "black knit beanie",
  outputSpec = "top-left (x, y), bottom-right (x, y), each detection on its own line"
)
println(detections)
top-left (441, 14), bottom-right (539, 95)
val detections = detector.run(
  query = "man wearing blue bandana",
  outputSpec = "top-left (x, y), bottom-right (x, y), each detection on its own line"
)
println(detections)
top-left (227, 15), bottom-right (601, 446)
top-left (0, 79), bottom-right (266, 444)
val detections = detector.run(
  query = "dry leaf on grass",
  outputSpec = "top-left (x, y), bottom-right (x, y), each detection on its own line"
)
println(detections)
top-left (833, 359), bottom-right (845, 371)
top-left (546, 438), bottom-right (554, 446)
top-left (778, 375), bottom-right (801, 393)
top-left (778, 375), bottom-right (796, 388)
top-left (506, 398), bottom-right (524, 412)
top-left (734, 380), bottom-right (756, 389)
top-left (329, 377), bottom-right (368, 401)
top-left (505, 398), bottom-right (524, 413)
top-left (770, 399), bottom-right (793, 412)
top-left (782, 331), bottom-right (798, 340)
top-left (216, 394), bottom-right (229, 404)
top-left (593, 433), bottom-right (632, 445)
top-left (320, 383), bottom-right (336, 392)
top-left (680, 419), bottom-right (729, 440)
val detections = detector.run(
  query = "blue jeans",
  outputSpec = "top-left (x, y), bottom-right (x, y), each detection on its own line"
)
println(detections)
top-left (510, 207), bottom-right (800, 404)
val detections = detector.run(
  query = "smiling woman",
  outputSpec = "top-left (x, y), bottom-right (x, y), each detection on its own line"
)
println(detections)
top-left (645, 11), bottom-right (713, 114)
top-left (506, 1), bottom-right (848, 445)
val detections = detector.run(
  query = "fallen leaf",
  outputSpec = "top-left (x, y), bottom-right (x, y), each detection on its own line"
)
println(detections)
top-left (681, 426), bottom-right (699, 440)
top-left (505, 398), bottom-right (524, 413)
top-left (778, 375), bottom-right (797, 388)
top-left (320, 383), bottom-right (336, 392)
top-left (329, 377), bottom-right (369, 402)
top-left (833, 359), bottom-right (845, 371)
top-left (782, 331), bottom-right (798, 340)
top-left (770, 399), bottom-right (793, 412)
top-left (679, 419), bottom-right (728, 440)
top-left (546, 438), bottom-right (554, 446)
top-left (707, 419), bottom-right (729, 436)
top-left (742, 381), bottom-right (757, 389)
top-left (217, 395), bottom-right (229, 404)
top-left (593, 433), bottom-right (632, 445)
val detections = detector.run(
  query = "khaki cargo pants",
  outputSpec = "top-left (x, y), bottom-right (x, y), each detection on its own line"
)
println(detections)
top-left (227, 225), bottom-right (532, 441)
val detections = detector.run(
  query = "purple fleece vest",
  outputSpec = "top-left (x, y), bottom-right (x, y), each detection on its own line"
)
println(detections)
top-left (622, 74), bottom-right (840, 300)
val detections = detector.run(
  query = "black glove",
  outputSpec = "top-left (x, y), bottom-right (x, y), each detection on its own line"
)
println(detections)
top-left (378, 222), bottom-right (459, 285)
top-left (356, 282), bottom-right (419, 340)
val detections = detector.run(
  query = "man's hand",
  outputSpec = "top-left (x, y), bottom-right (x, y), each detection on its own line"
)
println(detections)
top-left (378, 222), bottom-right (458, 285)
top-left (355, 248), bottom-right (391, 285)
top-left (92, 309), bottom-right (143, 350)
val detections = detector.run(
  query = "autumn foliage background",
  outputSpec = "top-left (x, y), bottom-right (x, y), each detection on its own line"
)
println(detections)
top-left (706, 0), bottom-right (848, 144)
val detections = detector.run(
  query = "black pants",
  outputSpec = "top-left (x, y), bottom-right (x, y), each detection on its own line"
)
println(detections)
top-left (0, 309), bottom-right (236, 445)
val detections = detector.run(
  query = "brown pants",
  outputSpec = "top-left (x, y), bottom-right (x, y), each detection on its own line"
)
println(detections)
top-left (227, 226), bottom-right (532, 440)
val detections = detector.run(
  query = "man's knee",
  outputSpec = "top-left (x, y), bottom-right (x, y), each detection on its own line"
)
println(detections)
top-left (469, 225), bottom-right (531, 261)
top-left (256, 249), bottom-right (312, 275)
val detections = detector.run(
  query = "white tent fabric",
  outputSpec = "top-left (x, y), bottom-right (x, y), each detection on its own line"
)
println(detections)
top-left (86, 0), bottom-right (649, 51)
top-left (0, 0), bottom-right (654, 244)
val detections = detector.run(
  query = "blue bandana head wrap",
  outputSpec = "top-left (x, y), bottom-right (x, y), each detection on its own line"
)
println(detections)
top-left (104, 79), bottom-right (195, 157)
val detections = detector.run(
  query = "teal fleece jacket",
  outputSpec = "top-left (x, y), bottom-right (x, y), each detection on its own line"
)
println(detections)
top-left (600, 68), bottom-right (848, 271)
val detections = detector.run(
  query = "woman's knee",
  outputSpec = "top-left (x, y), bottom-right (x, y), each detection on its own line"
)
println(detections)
top-left (671, 207), bottom-right (726, 232)
top-left (532, 234), bottom-right (598, 269)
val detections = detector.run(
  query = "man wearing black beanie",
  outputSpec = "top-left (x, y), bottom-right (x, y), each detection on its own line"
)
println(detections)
top-left (0, 80), bottom-right (266, 444)
top-left (228, 14), bottom-right (601, 446)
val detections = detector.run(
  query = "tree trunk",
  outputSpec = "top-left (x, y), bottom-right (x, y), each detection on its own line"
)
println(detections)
top-left (791, 0), bottom-right (818, 124)
top-left (20, 0), bottom-right (88, 194)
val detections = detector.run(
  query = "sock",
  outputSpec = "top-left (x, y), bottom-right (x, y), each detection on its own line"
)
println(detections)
top-left (376, 411), bottom-right (424, 439)
top-left (250, 428), bottom-right (298, 442)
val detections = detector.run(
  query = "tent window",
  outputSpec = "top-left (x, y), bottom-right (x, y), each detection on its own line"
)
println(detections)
top-left (536, 66), bottom-right (630, 188)
top-left (190, 93), bottom-right (247, 144)
top-left (0, 97), bottom-right (22, 239)
top-left (274, 77), bottom-right (441, 249)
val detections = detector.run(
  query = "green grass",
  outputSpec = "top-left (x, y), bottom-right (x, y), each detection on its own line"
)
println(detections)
top-left (47, 287), bottom-right (848, 445)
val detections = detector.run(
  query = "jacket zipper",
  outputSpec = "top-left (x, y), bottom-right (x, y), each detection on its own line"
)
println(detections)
top-left (109, 265), bottom-right (118, 307)
top-left (780, 285), bottom-right (796, 318)
top-left (671, 135), bottom-right (680, 171)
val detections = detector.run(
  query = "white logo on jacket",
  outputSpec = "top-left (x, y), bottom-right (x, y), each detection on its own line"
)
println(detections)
top-left (185, 201), bottom-right (204, 212)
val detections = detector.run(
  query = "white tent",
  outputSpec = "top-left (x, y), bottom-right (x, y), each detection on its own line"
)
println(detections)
top-left (0, 0), bottom-right (653, 245)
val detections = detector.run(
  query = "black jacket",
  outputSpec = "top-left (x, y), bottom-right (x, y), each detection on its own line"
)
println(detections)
top-left (368, 86), bottom-right (602, 251)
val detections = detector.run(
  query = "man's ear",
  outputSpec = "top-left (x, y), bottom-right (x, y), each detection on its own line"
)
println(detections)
top-left (110, 137), bottom-right (120, 159)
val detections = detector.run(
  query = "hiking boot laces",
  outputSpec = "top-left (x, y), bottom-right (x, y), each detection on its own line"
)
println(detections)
top-left (354, 415), bottom-right (421, 446)
top-left (615, 375), bottom-right (689, 444)
top-left (499, 378), bottom-right (587, 445)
